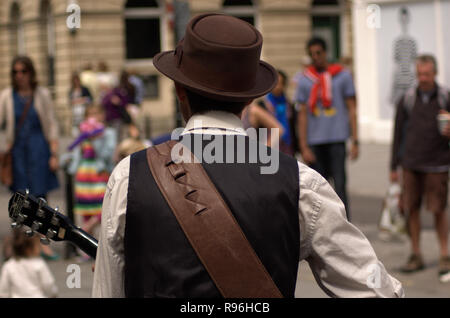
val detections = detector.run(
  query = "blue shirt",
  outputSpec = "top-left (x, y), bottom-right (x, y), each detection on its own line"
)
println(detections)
top-left (295, 69), bottom-right (355, 145)
top-left (266, 93), bottom-right (291, 146)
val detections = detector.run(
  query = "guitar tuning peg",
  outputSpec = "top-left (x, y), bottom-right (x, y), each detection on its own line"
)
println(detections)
top-left (25, 229), bottom-right (34, 237)
top-left (16, 213), bottom-right (27, 224)
top-left (40, 237), bottom-right (50, 245)
top-left (31, 221), bottom-right (42, 231)
top-left (23, 189), bottom-right (31, 209)
top-left (50, 213), bottom-right (60, 227)
top-left (46, 229), bottom-right (57, 239)
top-left (36, 199), bottom-right (46, 218)
top-left (11, 222), bottom-right (20, 229)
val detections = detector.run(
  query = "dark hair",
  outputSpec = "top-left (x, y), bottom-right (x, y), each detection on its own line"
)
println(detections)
top-left (70, 71), bottom-right (81, 91)
top-left (277, 69), bottom-right (288, 88)
top-left (184, 88), bottom-right (249, 115)
top-left (12, 228), bottom-right (38, 258)
top-left (11, 55), bottom-right (38, 91)
top-left (307, 37), bottom-right (327, 53)
top-left (98, 61), bottom-right (109, 72)
top-left (119, 70), bottom-right (136, 102)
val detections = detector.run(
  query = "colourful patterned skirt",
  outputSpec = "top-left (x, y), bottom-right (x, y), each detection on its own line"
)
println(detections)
top-left (74, 141), bottom-right (109, 218)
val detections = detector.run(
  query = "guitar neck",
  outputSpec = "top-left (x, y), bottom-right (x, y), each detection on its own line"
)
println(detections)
top-left (66, 227), bottom-right (98, 259)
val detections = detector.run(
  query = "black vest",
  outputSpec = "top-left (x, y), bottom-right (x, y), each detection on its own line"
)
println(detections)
top-left (124, 134), bottom-right (300, 297)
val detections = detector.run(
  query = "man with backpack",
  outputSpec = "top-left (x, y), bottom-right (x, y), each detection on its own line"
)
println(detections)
top-left (390, 54), bottom-right (450, 281)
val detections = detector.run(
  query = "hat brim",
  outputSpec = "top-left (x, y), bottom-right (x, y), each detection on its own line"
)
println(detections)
top-left (153, 50), bottom-right (278, 102)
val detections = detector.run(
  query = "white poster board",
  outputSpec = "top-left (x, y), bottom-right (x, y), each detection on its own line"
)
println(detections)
top-left (353, 0), bottom-right (450, 143)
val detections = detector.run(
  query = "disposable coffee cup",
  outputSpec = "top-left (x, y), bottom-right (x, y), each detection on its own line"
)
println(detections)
top-left (437, 114), bottom-right (450, 134)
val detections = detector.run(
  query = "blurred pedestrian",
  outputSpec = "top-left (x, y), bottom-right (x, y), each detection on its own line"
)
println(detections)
top-left (294, 37), bottom-right (358, 221)
top-left (80, 63), bottom-right (98, 103)
top-left (67, 105), bottom-right (117, 256)
top-left (96, 61), bottom-right (117, 101)
top-left (115, 123), bottom-right (151, 163)
top-left (390, 54), bottom-right (450, 281)
top-left (0, 55), bottom-right (60, 260)
top-left (0, 228), bottom-right (58, 298)
top-left (263, 69), bottom-right (296, 156)
top-left (69, 72), bottom-right (93, 137)
top-left (101, 71), bottom-right (135, 142)
top-left (241, 101), bottom-right (284, 148)
top-left (128, 69), bottom-right (145, 107)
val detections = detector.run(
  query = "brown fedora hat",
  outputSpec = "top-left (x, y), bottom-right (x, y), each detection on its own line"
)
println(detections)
top-left (153, 13), bottom-right (278, 102)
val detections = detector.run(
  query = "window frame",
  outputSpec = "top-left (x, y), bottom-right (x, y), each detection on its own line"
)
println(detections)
top-left (124, 1), bottom-right (165, 62)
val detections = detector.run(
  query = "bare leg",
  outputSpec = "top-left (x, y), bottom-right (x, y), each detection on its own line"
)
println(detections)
top-left (408, 209), bottom-right (421, 256)
top-left (434, 211), bottom-right (449, 258)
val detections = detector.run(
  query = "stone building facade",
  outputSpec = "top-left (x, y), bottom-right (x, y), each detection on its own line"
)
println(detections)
top-left (0, 0), bottom-right (353, 137)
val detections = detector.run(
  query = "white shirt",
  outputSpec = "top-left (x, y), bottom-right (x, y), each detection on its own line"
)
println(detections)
top-left (0, 257), bottom-right (58, 298)
top-left (92, 111), bottom-right (405, 298)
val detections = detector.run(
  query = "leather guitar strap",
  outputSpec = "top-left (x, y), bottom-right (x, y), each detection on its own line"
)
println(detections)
top-left (146, 140), bottom-right (283, 298)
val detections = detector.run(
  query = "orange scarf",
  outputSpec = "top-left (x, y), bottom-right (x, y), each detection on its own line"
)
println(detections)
top-left (304, 64), bottom-right (343, 115)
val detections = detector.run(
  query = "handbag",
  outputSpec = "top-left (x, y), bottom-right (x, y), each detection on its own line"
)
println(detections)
top-left (378, 182), bottom-right (406, 241)
top-left (0, 96), bottom-right (33, 186)
top-left (146, 140), bottom-right (283, 298)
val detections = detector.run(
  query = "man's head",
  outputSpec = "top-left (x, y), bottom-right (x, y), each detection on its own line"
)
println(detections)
top-left (307, 37), bottom-right (328, 70)
top-left (153, 13), bottom-right (277, 121)
top-left (416, 54), bottom-right (437, 92)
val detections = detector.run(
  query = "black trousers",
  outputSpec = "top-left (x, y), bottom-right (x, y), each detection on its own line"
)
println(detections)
top-left (309, 142), bottom-right (350, 221)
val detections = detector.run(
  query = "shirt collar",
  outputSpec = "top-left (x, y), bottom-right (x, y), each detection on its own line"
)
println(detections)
top-left (182, 111), bottom-right (247, 136)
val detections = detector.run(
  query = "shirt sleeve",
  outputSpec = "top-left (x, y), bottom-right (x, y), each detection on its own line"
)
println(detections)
top-left (92, 156), bottom-right (130, 298)
top-left (295, 76), bottom-right (309, 104)
top-left (0, 263), bottom-right (11, 298)
top-left (342, 71), bottom-right (356, 98)
top-left (297, 161), bottom-right (405, 298)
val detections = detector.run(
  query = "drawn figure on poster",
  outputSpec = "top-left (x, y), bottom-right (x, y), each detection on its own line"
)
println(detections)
top-left (390, 6), bottom-right (417, 106)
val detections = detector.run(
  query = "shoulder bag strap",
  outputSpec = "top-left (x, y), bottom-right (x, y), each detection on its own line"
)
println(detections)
top-left (7, 95), bottom-right (33, 152)
top-left (16, 96), bottom-right (33, 132)
top-left (146, 140), bottom-right (283, 298)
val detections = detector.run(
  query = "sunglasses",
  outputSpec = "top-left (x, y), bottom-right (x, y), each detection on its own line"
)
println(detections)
top-left (12, 69), bottom-right (28, 75)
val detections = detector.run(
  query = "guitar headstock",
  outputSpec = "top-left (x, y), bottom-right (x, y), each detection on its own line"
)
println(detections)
top-left (8, 190), bottom-right (72, 245)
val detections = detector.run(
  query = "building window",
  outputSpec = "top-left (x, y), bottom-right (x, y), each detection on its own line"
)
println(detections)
top-left (10, 2), bottom-right (25, 56)
top-left (312, 0), bottom-right (343, 62)
top-left (125, 0), bottom-right (162, 59)
top-left (313, 0), bottom-right (339, 5)
top-left (141, 74), bottom-right (159, 99)
top-left (223, 0), bottom-right (255, 26)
